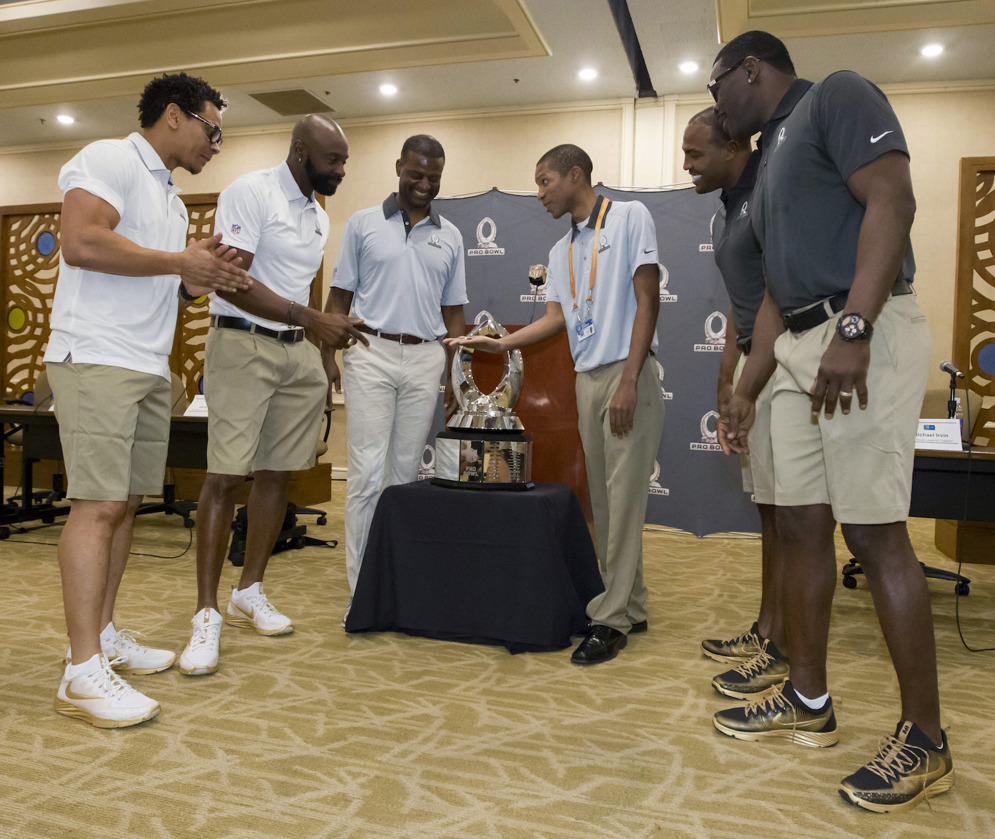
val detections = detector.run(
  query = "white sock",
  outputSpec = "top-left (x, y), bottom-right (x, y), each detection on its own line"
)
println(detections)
top-left (65, 652), bottom-right (102, 679)
top-left (99, 621), bottom-right (117, 644)
top-left (794, 687), bottom-right (830, 710)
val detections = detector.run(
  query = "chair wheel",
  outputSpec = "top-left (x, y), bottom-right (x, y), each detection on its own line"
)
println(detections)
top-left (229, 551), bottom-right (244, 567)
top-left (843, 575), bottom-right (857, 589)
top-left (0, 525), bottom-right (10, 540)
top-left (317, 515), bottom-right (327, 526)
top-left (291, 536), bottom-right (306, 549)
top-left (183, 518), bottom-right (195, 529)
top-left (955, 582), bottom-right (970, 597)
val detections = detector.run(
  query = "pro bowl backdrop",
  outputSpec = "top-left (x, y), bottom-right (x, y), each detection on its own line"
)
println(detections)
top-left (422, 187), bottom-right (759, 537)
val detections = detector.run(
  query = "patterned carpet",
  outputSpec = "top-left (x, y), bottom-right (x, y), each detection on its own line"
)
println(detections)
top-left (1, 485), bottom-right (993, 839)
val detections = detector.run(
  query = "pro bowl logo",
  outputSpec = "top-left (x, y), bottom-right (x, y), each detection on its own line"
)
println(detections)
top-left (418, 443), bottom-right (436, 479)
top-left (520, 264), bottom-right (548, 303)
top-left (658, 264), bottom-right (676, 303)
top-left (468, 217), bottom-right (505, 256)
top-left (694, 311), bottom-right (727, 352)
top-left (648, 460), bottom-right (669, 496)
top-left (690, 410), bottom-right (723, 452)
top-left (654, 359), bottom-right (673, 401)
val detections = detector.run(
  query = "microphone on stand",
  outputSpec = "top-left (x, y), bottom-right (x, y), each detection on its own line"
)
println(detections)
top-left (939, 360), bottom-right (964, 379)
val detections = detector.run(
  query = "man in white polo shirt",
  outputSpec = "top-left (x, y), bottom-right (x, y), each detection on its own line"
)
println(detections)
top-left (449, 144), bottom-right (664, 665)
top-left (46, 72), bottom-right (249, 728)
top-left (179, 115), bottom-right (365, 675)
top-left (325, 134), bottom-right (467, 600)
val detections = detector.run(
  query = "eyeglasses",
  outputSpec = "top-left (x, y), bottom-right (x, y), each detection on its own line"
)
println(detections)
top-left (184, 110), bottom-right (223, 146)
top-left (707, 58), bottom-right (745, 102)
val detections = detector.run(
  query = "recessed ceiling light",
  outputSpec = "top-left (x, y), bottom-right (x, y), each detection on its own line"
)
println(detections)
top-left (379, 83), bottom-right (398, 96)
top-left (578, 67), bottom-right (598, 82)
top-left (56, 114), bottom-right (74, 125)
top-left (679, 61), bottom-right (699, 75)
top-left (921, 43), bottom-right (943, 58)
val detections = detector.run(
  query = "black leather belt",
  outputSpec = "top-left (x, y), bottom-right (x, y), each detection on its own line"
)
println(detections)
top-left (210, 315), bottom-right (305, 343)
top-left (356, 323), bottom-right (428, 345)
top-left (782, 279), bottom-right (913, 334)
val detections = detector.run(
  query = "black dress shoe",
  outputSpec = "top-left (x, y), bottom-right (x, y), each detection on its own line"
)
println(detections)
top-left (571, 624), bottom-right (627, 665)
top-left (629, 620), bottom-right (648, 634)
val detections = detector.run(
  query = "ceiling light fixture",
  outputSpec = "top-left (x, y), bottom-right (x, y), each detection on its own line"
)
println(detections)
top-left (921, 43), bottom-right (944, 58)
top-left (379, 83), bottom-right (398, 96)
top-left (578, 67), bottom-right (598, 82)
top-left (679, 61), bottom-right (699, 75)
top-left (56, 114), bottom-right (74, 125)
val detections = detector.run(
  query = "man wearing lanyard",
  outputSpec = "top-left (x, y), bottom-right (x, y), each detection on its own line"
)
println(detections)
top-left (178, 115), bottom-right (365, 675)
top-left (325, 135), bottom-right (468, 601)
top-left (682, 107), bottom-right (789, 699)
top-left (449, 144), bottom-right (664, 665)
top-left (47, 72), bottom-right (249, 727)
top-left (710, 31), bottom-right (952, 812)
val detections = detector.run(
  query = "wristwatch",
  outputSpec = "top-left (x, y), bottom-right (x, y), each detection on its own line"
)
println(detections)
top-left (178, 283), bottom-right (197, 302)
top-left (835, 312), bottom-right (873, 342)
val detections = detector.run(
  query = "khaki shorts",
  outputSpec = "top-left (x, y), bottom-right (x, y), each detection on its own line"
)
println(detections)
top-left (46, 361), bottom-right (170, 501)
top-left (205, 328), bottom-right (327, 475)
top-left (732, 352), bottom-right (775, 505)
top-left (770, 293), bottom-right (929, 524)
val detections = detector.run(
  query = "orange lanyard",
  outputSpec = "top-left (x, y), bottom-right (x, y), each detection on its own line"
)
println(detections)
top-left (568, 198), bottom-right (609, 317)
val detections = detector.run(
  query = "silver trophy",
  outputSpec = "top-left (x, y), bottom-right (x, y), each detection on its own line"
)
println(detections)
top-left (433, 311), bottom-right (533, 490)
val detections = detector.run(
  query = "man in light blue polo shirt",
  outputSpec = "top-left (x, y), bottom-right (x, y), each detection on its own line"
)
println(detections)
top-left (449, 144), bottom-right (664, 665)
top-left (326, 135), bottom-right (468, 599)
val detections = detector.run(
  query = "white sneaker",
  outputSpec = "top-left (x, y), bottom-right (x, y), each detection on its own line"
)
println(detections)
top-left (66, 626), bottom-right (176, 675)
top-left (179, 608), bottom-right (223, 676)
top-left (55, 654), bottom-right (160, 728)
top-left (227, 582), bottom-right (293, 636)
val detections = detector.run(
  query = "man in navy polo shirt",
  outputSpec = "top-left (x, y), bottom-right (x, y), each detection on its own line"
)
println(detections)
top-left (449, 144), bottom-right (664, 666)
top-left (710, 30), bottom-right (952, 813)
top-left (682, 107), bottom-right (788, 700)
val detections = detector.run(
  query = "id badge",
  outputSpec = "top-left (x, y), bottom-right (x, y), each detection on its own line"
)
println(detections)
top-left (576, 318), bottom-right (596, 341)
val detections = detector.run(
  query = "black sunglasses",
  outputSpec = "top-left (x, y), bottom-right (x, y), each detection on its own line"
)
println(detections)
top-left (184, 110), bottom-right (223, 146)
top-left (707, 58), bottom-right (745, 102)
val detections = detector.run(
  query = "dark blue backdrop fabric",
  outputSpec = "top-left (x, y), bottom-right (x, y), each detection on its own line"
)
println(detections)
top-left (417, 187), bottom-right (759, 537)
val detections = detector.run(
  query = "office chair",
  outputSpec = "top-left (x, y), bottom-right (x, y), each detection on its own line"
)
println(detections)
top-left (3, 370), bottom-right (67, 510)
top-left (841, 387), bottom-right (976, 596)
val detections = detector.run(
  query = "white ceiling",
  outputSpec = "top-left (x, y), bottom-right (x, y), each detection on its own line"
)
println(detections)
top-left (0, 0), bottom-right (993, 150)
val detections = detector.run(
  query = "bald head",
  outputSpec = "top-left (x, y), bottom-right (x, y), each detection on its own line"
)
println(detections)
top-left (289, 114), bottom-right (349, 197)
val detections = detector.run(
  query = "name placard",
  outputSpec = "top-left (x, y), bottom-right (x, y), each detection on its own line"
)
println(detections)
top-left (916, 418), bottom-right (962, 451)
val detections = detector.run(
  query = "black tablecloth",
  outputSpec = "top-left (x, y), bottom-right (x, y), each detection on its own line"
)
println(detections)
top-left (344, 481), bottom-right (603, 653)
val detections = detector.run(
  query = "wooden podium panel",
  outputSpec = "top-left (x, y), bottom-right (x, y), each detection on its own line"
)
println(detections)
top-left (466, 327), bottom-right (591, 520)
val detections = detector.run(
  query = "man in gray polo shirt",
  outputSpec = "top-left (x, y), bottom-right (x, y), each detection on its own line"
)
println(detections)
top-left (325, 135), bottom-right (467, 601)
top-left (682, 107), bottom-right (788, 701)
top-left (709, 31), bottom-right (951, 813)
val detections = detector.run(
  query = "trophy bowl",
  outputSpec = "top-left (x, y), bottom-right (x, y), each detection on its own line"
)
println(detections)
top-left (433, 311), bottom-right (533, 490)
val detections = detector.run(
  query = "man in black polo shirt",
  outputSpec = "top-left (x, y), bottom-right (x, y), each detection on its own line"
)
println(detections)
top-left (682, 107), bottom-right (788, 701)
top-left (709, 31), bottom-right (952, 813)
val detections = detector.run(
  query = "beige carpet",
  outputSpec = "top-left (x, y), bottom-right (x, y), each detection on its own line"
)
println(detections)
top-left (1, 485), bottom-right (993, 839)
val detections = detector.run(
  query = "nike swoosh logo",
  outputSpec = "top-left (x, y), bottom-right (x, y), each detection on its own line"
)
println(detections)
top-left (65, 684), bottom-right (101, 700)
top-left (870, 131), bottom-right (894, 143)
top-left (643, 248), bottom-right (655, 254)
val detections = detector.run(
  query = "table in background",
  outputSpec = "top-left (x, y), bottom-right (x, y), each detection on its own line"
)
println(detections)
top-left (345, 480), bottom-right (604, 653)
top-left (910, 447), bottom-right (995, 521)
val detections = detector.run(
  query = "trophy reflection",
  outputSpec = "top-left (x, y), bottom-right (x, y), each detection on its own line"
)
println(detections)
top-left (433, 311), bottom-right (533, 490)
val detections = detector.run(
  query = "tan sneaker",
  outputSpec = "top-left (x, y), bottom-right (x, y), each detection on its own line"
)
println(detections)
top-left (839, 721), bottom-right (954, 813)
top-left (711, 638), bottom-right (789, 699)
top-left (712, 680), bottom-right (839, 748)
top-left (701, 621), bottom-right (764, 663)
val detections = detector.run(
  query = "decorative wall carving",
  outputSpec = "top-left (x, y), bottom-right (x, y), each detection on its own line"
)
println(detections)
top-left (954, 157), bottom-right (995, 446)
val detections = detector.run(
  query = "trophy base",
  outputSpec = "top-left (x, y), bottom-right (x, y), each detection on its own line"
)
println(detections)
top-left (431, 430), bottom-right (533, 491)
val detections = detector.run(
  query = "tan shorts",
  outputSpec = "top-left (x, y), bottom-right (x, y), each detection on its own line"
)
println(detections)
top-left (205, 328), bottom-right (327, 475)
top-left (732, 352), bottom-right (775, 505)
top-left (770, 294), bottom-right (930, 524)
top-left (46, 361), bottom-right (170, 501)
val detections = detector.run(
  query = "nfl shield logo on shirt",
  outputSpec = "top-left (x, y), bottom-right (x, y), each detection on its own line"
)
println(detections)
top-left (231, 223), bottom-right (241, 234)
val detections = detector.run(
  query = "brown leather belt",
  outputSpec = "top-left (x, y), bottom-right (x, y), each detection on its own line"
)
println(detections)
top-left (356, 323), bottom-right (428, 345)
